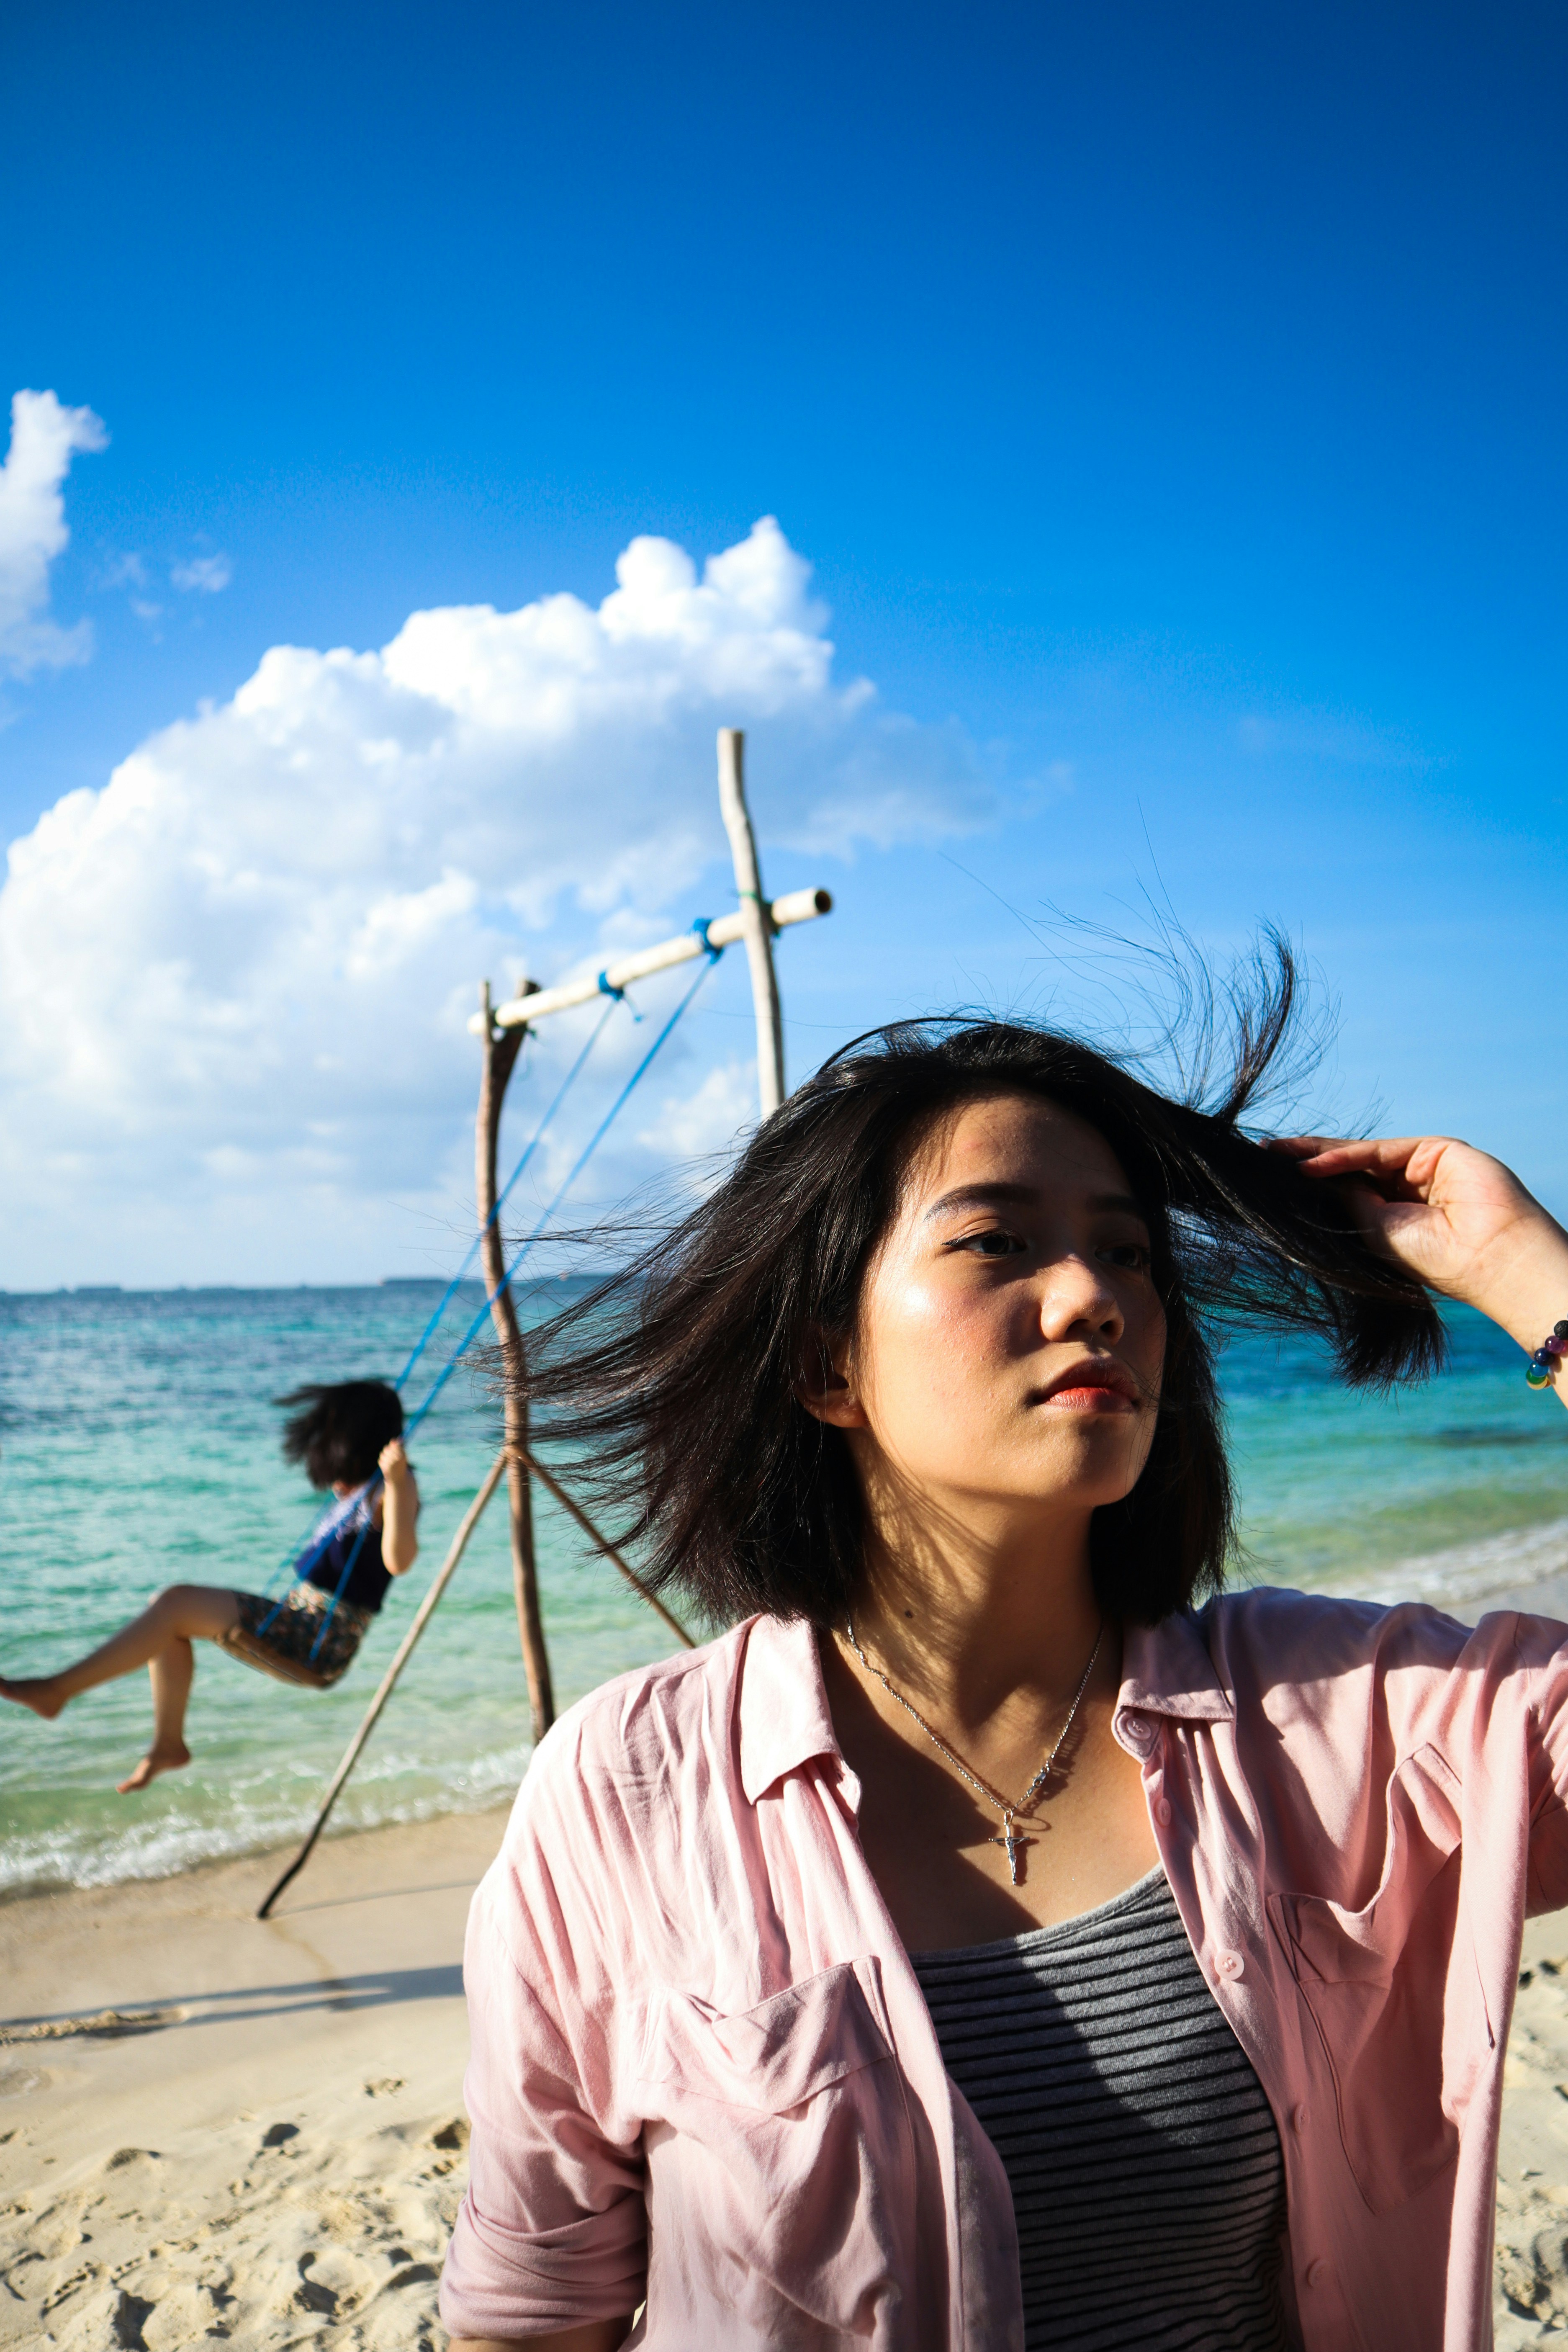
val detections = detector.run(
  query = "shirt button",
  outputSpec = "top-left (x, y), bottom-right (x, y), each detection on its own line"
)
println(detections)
top-left (1215, 1949), bottom-right (1245, 1982)
top-left (1154, 1796), bottom-right (1173, 1826)
top-left (1291, 2103), bottom-right (1308, 2136)
top-left (1120, 1710), bottom-right (1157, 1756)
top-left (1304, 2257), bottom-right (1332, 2289)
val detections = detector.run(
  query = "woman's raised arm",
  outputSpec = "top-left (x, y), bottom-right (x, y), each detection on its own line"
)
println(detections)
top-left (1275, 1132), bottom-right (1568, 1408)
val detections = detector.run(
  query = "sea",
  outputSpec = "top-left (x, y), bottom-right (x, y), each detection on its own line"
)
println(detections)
top-left (2, 1284), bottom-right (1566, 1899)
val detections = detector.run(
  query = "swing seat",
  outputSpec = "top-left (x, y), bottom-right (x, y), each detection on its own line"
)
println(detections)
top-left (219, 1586), bottom-right (374, 1690)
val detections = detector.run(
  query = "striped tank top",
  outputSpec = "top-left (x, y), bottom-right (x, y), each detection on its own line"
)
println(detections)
top-left (910, 1867), bottom-right (1288, 2350)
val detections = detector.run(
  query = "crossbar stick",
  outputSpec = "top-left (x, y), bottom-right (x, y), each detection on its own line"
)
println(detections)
top-left (472, 887), bottom-right (831, 1034)
top-left (515, 1444), bottom-right (694, 1649)
top-left (256, 1451), bottom-right (509, 1919)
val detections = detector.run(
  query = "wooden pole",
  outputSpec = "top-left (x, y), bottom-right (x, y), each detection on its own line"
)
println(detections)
top-left (256, 1450), bottom-right (509, 1919)
top-left (717, 729), bottom-right (786, 1117)
top-left (477, 978), bottom-right (555, 1742)
top-left (514, 1442), bottom-right (696, 1651)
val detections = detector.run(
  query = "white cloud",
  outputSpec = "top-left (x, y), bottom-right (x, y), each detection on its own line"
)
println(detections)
top-left (0, 517), bottom-right (996, 1284)
top-left (636, 1058), bottom-right (759, 1164)
top-left (172, 551), bottom-right (232, 594)
top-left (0, 389), bottom-right (108, 678)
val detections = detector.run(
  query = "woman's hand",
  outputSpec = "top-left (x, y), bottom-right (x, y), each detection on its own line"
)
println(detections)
top-left (379, 1436), bottom-right (412, 1482)
top-left (1272, 1133), bottom-right (1568, 1393)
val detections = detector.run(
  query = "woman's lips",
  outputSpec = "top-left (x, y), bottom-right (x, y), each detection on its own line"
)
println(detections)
top-left (1045, 1387), bottom-right (1135, 1412)
top-left (1034, 1361), bottom-right (1139, 1410)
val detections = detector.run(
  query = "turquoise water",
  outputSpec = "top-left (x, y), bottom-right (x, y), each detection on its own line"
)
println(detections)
top-left (2, 1286), bottom-right (1565, 1895)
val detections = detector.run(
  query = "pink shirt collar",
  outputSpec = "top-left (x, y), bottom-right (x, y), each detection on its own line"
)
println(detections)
top-left (1121, 1609), bottom-right (1236, 1723)
top-left (737, 1613), bottom-right (844, 1802)
top-left (737, 1606), bottom-right (1236, 1812)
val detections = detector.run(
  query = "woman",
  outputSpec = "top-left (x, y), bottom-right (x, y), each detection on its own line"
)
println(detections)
top-left (2, 1379), bottom-right (419, 1791)
top-left (440, 989), bottom-right (1568, 2352)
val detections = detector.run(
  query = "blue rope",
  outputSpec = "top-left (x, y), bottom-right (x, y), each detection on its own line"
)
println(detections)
top-left (401, 944), bottom-right (720, 1439)
top-left (392, 1000), bottom-right (618, 1395)
top-left (293, 942), bottom-right (720, 1662)
top-left (277, 1482), bottom-right (371, 1587)
top-left (254, 1480), bottom-right (376, 1647)
top-left (257, 996), bottom-right (621, 1620)
top-left (301, 1504), bottom-right (378, 1659)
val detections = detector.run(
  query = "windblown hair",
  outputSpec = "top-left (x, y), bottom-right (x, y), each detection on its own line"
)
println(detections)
top-left (520, 946), bottom-right (1444, 1628)
top-left (277, 1380), bottom-right (403, 1490)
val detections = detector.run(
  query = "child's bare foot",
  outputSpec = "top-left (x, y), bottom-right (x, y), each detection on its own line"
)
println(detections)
top-left (116, 1742), bottom-right (191, 1794)
top-left (0, 1676), bottom-right (67, 1722)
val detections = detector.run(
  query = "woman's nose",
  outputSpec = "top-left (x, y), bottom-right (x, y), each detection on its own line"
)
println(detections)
top-left (1036, 1256), bottom-right (1123, 1343)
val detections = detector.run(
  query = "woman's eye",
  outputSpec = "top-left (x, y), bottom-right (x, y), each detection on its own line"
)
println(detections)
top-left (953, 1229), bottom-right (1025, 1258)
top-left (1100, 1242), bottom-right (1151, 1271)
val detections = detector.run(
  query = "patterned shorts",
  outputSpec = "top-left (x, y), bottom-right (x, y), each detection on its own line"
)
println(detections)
top-left (217, 1583), bottom-right (374, 1690)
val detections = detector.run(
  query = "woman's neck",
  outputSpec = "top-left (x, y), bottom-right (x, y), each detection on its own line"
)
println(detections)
top-left (846, 1511), bottom-right (1105, 1741)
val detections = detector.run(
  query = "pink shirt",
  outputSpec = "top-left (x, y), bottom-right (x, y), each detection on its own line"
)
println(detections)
top-left (440, 1590), bottom-right (1568, 2350)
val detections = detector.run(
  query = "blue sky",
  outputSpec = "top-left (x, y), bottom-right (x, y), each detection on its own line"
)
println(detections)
top-left (1, 2), bottom-right (1564, 1285)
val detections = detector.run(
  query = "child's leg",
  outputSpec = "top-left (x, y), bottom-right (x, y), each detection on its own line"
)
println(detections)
top-left (115, 1636), bottom-right (200, 1793)
top-left (0, 1590), bottom-right (239, 1722)
top-left (1, 1585), bottom-right (244, 1794)
top-left (1, 1586), bottom-right (241, 1718)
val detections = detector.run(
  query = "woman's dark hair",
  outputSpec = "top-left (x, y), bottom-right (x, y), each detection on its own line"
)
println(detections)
top-left (277, 1379), bottom-right (403, 1490)
top-left (521, 947), bottom-right (1445, 1628)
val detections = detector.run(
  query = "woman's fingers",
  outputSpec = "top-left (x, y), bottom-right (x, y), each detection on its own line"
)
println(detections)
top-left (1269, 1135), bottom-right (1435, 1203)
top-left (1270, 1135), bottom-right (1424, 1172)
top-left (1266, 1134), bottom-right (1564, 1323)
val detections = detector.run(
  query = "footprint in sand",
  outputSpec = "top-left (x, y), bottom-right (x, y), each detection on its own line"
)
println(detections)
top-left (11, 2105), bottom-right (462, 2350)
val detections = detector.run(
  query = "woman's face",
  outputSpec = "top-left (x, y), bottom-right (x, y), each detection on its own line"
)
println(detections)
top-left (818, 1091), bottom-right (1167, 1536)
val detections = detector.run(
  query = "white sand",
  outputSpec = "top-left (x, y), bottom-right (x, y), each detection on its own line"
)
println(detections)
top-left (1496, 1914), bottom-right (1568, 2344)
top-left (6, 1808), bottom-right (1568, 2346)
top-left (0, 1809), bottom-right (507, 2349)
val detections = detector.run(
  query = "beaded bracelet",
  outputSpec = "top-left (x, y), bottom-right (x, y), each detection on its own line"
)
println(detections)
top-left (1526, 1322), bottom-right (1568, 1390)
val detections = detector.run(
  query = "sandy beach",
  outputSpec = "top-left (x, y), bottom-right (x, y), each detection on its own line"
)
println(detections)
top-left (7, 1806), bottom-right (1568, 2347)
top-left (0, 1809), bottom-right (509, 2350)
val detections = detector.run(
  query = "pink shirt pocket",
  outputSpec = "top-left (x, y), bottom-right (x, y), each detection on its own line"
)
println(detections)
top-left (637, 1958), bottom-right (918, 2337)
top-left (1267, 1744), bottom-right (1492, 2216)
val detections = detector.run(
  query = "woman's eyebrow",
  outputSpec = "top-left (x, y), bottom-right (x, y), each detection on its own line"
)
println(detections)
top-left (923, 1181), bottom-right (1038, 1221)
top-left (922, 1183), bottom-right (1148, 1222)
top-left (1087, 1191), bottom-right (1149, 1221)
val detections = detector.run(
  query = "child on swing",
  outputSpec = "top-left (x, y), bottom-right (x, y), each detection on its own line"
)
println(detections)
top-left (0, 1381), bottom-right (419, 1793)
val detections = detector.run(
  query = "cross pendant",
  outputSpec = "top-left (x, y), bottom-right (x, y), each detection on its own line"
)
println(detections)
top-left (990, 1822), bottom-right (1031, 1885)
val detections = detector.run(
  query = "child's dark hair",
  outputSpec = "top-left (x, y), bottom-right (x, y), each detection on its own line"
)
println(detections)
top-left (518, 944), bottom-right (1445, 1630)
top-left (276, 1380), bottom-right (403, 1490)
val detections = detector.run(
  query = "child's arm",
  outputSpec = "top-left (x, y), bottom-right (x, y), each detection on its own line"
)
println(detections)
top-left (378, 1438), bottom-right (420, 1575)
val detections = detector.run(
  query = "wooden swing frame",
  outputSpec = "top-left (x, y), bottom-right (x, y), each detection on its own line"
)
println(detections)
top-left (256, 730), bottom-right (831, 1916)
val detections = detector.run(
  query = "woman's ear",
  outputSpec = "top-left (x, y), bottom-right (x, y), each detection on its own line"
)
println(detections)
top-left (795, 1327), bottom-right (868, 1431)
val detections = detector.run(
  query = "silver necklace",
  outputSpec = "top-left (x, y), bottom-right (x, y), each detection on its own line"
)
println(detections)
top-left (842, 1615), bottom-right (1105, 1885)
